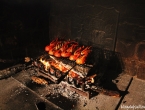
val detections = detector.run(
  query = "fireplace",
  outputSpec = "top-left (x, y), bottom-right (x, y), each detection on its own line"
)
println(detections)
top-left (0, 0), bottom-right (145, 110)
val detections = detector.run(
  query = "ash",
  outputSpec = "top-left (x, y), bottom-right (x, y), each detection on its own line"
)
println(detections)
top-left (44, 82), bottom-right (95, 110)
top-left (1, 63), bottom-right (118, 110)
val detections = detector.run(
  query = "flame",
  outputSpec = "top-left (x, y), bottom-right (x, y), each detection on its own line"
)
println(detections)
top-left (86, 74), bottom-right (96, 83)
top-left (91, 78), bottom-right (94, 83)
top-left (39, 58), bottom-right (51, 71)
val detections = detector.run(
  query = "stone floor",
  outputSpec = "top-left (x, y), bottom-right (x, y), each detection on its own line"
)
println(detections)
top-left (0, 66), bottom-right (145, 110)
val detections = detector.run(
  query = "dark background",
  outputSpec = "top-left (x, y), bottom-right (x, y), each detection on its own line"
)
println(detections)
top-left (0, 0), bottom-right (50, 59)
top-left (0, 0), bottom-right (145, 79)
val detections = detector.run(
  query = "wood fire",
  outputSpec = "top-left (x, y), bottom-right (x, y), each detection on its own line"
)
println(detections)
top-left (29, 37), bottom-right (120, 98)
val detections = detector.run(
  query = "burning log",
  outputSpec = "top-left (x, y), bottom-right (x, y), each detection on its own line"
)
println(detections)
top-left (32, 53), bottom-right (96, 91)
top-left (31, 54), bottom-right (76, 83)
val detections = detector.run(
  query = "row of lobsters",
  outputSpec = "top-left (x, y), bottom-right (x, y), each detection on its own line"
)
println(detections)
top-left (45, 38), bottom-right (92, 65)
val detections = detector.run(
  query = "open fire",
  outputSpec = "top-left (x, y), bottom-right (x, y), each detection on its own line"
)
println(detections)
top-left (29, 37), bottom-right (120, 98)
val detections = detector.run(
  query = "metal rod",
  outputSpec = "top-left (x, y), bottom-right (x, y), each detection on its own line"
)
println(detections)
top-left (113, 11), bottom-right (120, 53)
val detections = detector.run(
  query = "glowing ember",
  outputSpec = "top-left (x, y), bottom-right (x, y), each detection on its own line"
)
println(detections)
top-left (86, 74), bottom-right (97, 83)
top-left (68, 71), bottom-right (79, 78)
top-left (51, 61), bottom-right (68, 73)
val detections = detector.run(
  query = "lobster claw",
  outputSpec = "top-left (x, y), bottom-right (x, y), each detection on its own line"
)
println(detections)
top-left (69, 46), bottom-right (84, 61)
top-left (75, 46), bottom-right (91, 64)
top-left (76, 54), bottom-right (87, 64)
top-left (61, 51), bottom-right (72, 57)
top-left (49, 48), bottom-right (55, 55)
top-left (60, 40), bottom-right (71, 52)
top-left (54, 50), bottom-right (61, 57)
top-left (48, 41), bottom-right (64, 55)
top-left (59, 41), bottom-right (78, 58)
top-left (45, 38), bottom-right (59, 52)
top-left (69, 53), bottom-right (80, 61)
top-left (45, 45), bottom-right (52, 52)
top-left (67, 44), bottom-right (78, 53)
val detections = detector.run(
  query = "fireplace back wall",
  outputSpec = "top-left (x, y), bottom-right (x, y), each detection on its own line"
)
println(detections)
top-left (49, 0), bottom-right (145, 80)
